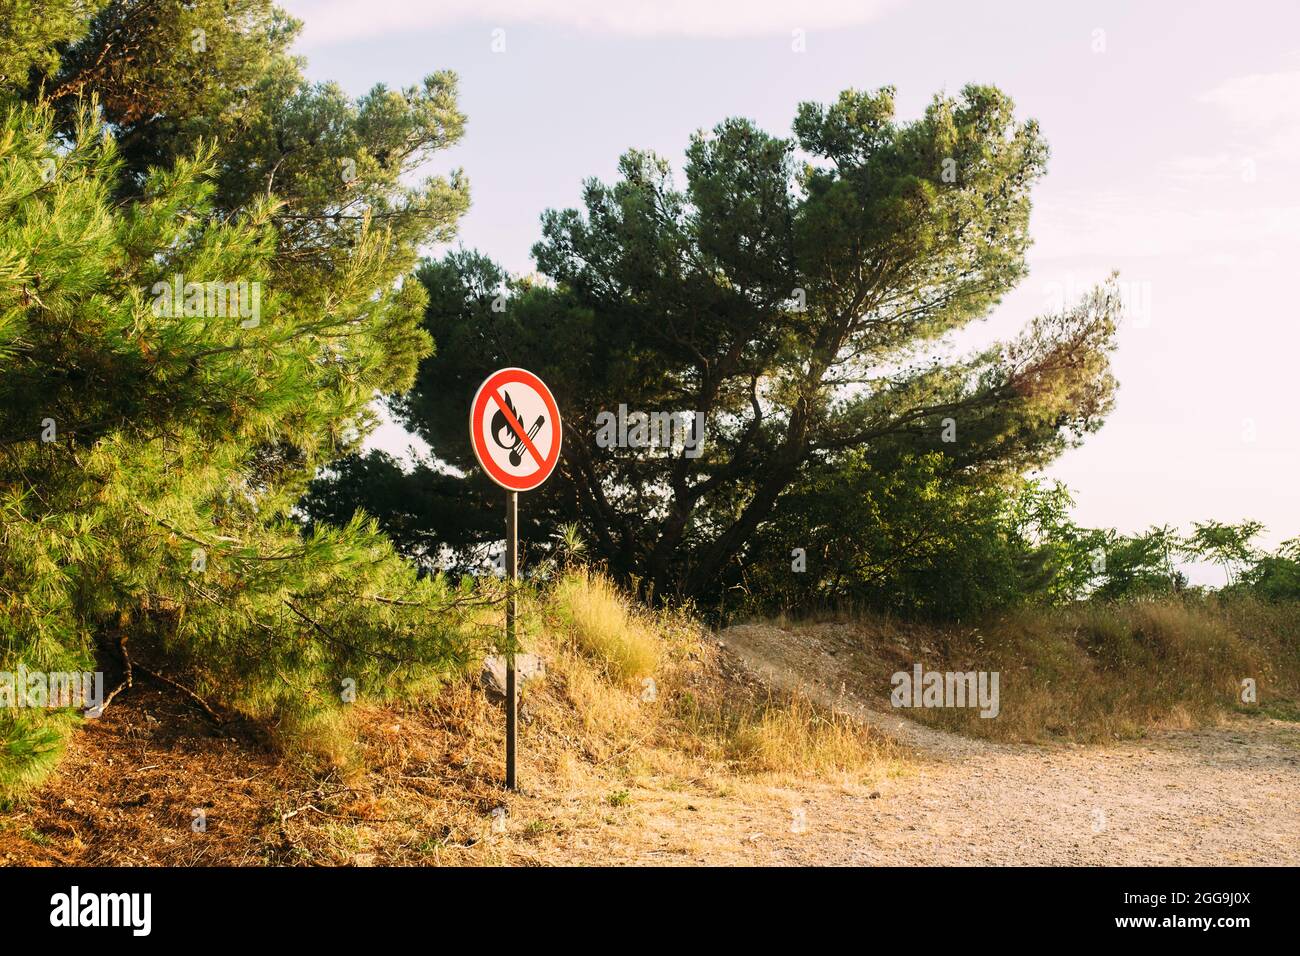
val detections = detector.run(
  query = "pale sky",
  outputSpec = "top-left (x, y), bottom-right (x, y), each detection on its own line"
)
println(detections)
top-left (280, 0), bottom-right (1300, 582)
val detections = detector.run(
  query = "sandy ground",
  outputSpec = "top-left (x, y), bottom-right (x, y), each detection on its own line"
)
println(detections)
top-left (633, 623), bottom-right (1300, 866)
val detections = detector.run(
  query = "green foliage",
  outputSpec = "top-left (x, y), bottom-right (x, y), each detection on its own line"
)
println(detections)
top-left (307, 86), bottom-right (1121, 605)
top-left (0, 0), bottom-right (102, 89)
top-left (303, 451), bottom-right (490, 575)
top-left (0, 709), bottom-right (71, 797)
top-left (0, 0), bottom-right (476, 795)
top-left (1235, 537), bottom-right (1300, 602)
top-left (741, 454), bottom-right (1027, 619)
top-left (1003, 480), bottom-right (1107, 603)
top-left (1182, 519), bottom-right (1264, 586)
top-left (30, 0), bottom-right (469, 328)
top-left (1090, 525), bottom-right (1184, 601)
top-left (555, 522), bottom-right (587, 570)
top-left (733, 464), bottom-right (1289, 620)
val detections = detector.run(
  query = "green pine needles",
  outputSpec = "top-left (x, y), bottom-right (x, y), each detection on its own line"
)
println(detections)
top-left (1, 0), bottom-right (480, 795)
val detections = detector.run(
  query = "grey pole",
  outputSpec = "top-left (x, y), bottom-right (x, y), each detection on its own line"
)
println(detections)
top-left (505, 490), bottom-right (518, 790)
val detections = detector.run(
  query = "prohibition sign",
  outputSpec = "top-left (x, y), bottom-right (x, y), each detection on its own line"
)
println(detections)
top-left (470, 367), bottom-right (562, 492)
top-left (468, 368), bottom-right (562, 791)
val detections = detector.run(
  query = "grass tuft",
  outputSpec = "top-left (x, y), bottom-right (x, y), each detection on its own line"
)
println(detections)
top-left (550, 570), bottom-right (660, 681)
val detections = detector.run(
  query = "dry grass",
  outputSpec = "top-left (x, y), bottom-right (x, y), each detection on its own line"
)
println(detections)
top-left (267, 570), bottom-right (905, 863)
top-left (550, 570), bottom-right (659, 681)
top-left (508, 571), bottom-right (901, 786)
top-left (776, 595), bottom-right (1300, 743)
top-left (719, 695), bottom-right (895, 775)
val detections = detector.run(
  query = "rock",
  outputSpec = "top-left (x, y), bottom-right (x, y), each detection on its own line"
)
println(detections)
top-left (480, 654), bottom-right (546, 699)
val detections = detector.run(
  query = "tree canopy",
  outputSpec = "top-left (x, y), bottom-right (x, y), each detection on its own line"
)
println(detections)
top-left (307, 85), bottom-right (1121, 605)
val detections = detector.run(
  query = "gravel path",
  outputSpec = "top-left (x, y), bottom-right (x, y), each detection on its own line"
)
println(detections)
top-left (707, 623), bottom-right (1300, 866)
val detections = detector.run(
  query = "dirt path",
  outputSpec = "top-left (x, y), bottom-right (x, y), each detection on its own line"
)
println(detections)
top-left (697, 623), bottom-right (1300, 865)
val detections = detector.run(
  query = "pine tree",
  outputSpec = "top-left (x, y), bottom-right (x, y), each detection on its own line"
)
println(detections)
top-left (0, 0), bottom-right (476, 793)
top-left (306, 87), bottom-right (1120, 604)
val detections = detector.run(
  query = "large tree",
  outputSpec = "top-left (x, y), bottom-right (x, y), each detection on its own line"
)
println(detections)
top-left (306, 85), bottom-right (1120, 604)
top-left (0, 0), bottom-right (474, 791)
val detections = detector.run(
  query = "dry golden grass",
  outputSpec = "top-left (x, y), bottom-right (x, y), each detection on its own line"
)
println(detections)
top-left (550, 569), bottom-right (660, 681)
top-left (526, 571), bottom-right (899, 779)
top-left (254, 570), bottom-right (905, 865)
top-left (778, 595), bottom-right (1300, 744)
top-left (722, 695), bottom-right (896, 775)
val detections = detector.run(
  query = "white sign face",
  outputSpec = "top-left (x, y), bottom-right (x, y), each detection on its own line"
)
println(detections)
top-left (469, 368), bottom-right (562, 492)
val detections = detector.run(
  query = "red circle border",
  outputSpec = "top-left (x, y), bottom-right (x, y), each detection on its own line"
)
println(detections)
top-left (470, 367), bottom-right (563, 492)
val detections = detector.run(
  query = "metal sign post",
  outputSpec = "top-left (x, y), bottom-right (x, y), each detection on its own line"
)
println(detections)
top-left (469, 368), bottom-right (562, 791)
top-left (504, 490), bottom-right (518, 789)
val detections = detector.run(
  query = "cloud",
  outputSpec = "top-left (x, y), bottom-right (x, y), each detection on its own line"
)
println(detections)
top-left (280, 0), bottom-right (902, 46)
top-left (1033, 69), bottom-right (1300, 275)
top-left (1169, 70), bottom-right (1300, 184)
top-left (1197, 70), bottom-right (1300, 128)
top-left (1029, 190), bottom-right (1300, 263)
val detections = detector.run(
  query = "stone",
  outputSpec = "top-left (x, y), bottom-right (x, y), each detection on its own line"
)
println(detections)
top-left (479, 654), bottom-right (546, 699)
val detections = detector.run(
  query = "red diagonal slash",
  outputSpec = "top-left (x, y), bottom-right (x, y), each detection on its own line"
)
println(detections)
top-left (490, 387), bottom-right (543, 467)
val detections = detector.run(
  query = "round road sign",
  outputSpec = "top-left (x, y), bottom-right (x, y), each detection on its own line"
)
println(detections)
top-left (469, 367), bottom-right (562, 492)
